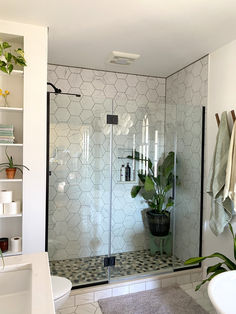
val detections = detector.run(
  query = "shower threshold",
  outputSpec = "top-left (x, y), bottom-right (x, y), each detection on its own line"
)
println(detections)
top-left (49, 249), bottom-right (184, 287)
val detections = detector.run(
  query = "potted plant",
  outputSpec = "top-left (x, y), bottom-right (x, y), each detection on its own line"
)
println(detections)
top-left (185, 223), bottom-right (236, 291)
top-left (129, 151), bottom-right (176, 237)
top-left (0, 148), bottom-right (29, 179)
top-left (0, 41), bottom-right (26, 74)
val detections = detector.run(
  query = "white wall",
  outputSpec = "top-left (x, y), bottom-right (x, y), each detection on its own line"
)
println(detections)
top-left (203, 40), bottom-right (236, 261)
top-left (0, 20), bottom-right (48, 253)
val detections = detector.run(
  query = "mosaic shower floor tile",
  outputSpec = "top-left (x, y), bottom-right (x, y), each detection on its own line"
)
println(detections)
top-left (50, 250), bottom-right (184, 287)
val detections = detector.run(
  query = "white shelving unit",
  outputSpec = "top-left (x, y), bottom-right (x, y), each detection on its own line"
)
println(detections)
top-left (0, 33), bottom-right (24, 257)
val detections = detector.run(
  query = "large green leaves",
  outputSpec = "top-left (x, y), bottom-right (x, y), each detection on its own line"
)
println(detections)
top-left (131, 186), bottom-right (141, 198)
top-left (144, 176), bottom-right (154, 192)
top-left (185, 252), bottom-right (236, 270)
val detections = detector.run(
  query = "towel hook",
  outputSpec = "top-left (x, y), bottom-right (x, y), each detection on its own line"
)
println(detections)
top-left (231, 110), bottom-right (236, 123)
top-left (215, 113), bottom-right (220, 127)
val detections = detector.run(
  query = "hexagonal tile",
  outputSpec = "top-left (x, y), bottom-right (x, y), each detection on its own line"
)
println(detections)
top-left (136, 81), bottom-right (148, 95)
top-left (126, 86), bottom-right (138, 100)
top-left (48, 70), bottom-right (57, 84)
top-left (55, 123), bottom-right (70, 137)
top-left (192, 62), bottom-right (202, 77)
top-left (146, 89), bottom-right (158, 102)
top-left (54, 193), bottom-right (69, 207)
top-left (92, 90), bottom-right (105, 104)
top-left (104, 72), bottom-right (117, 84)
top-left (126, 100), bottom-right (137, 113)
top-left (80, 109), bottom-right (94, 123)
top-left (127, 74), bottom-right (138, 87)
top-left (92, 132), bottom-right (105, 145)
top-left (68, 101), bottom-right (82, 116)
top-left (114, 93), bottom-right (127, 107)
top-left (66, 185), bottom-right (81, 200)
top-left (56, 79), bottom-right (70, 92)
top-left (81, 69), bottom-right (94, 82)
top-left (68, 130), bottom-right (83, 144)
top-left (183, 131), bottom-right (193, 145)
top-left (49, 186), bottom-right (56, 201)
top-left (92, 78), bottom-right (105, 90)
top-left (55, 66), bottom-right (70, 79)
top-left (68, 116), bottom-right (82, 130)
top-left (192, 77), bottom-right (202, 92)
top-left (55, 136), bottom-right (70, 149)
top-left (80, 82), bottom-right (95, 96)
top-left (104, 85), bottom-right (117, 98)
top-left (115, 79), bottom-right (128, 93)
top-left (68, 73), bottom-right (82, 88)
top-left (136, 94), bottom-right (148, 107)
top-left (147, 77), bottom-right (158, 89)
top-left (55, 108), bottom-right (70, 122)
top-left (68, 143), bottom-right (82, 158)
top-left (53, 208), bottom-right (69, 222)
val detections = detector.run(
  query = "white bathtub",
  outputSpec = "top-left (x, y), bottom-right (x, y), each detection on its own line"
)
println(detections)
top-left (0, 265), bottom-right (32, 314)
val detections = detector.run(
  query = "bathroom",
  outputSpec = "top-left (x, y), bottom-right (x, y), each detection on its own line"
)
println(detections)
top-left (0, 1), bottom-right (236, 313)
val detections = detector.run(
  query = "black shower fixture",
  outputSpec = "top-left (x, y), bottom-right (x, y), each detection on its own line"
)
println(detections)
top-left (47, 82), bottom-right (81, 97)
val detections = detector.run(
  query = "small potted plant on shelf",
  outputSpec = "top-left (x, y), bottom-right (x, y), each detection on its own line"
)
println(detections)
top-left (128, 151), bottom-right (177, 237)
top-left (0, 41), bottom-right (27, 74)
top-left (0, 148), bottom-right (29, 179)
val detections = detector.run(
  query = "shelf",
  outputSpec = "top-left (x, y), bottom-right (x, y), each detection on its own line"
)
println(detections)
top-left (0, 107), bottom-right (23, 112)
top-left (3, 251), bottom-right (22, 257)
top-left (0, 214), bottom-right (22, 218)
top-left (0, 70), bottom-right (23, 77)
top-left (0, 143), bottom-right (23, 147)
top-left (0, 179), bottom-right (22, 182)
top-left (117, 180), bottom-right (136, 184)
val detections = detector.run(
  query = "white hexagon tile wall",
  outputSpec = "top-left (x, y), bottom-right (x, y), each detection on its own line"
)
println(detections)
top-left (47, 65), bottom-right (166, 261)
top-left (166, 56), bottom-right (208, 261)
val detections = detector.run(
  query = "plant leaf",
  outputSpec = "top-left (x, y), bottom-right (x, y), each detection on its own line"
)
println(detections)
top-left (195, 268), bottom-right (227, 291)
top-left (144, 176), bottom-right (154, 192)
top-left (2, 42), bottom-right (11, 49)
top-left (131, 185), bottom-right (141, 198)
top-left (185, 252), bottom-right (236, 270)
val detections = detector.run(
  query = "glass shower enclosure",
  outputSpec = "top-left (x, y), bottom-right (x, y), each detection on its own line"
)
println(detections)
top-left (46, 88), bottom-right (204, 288)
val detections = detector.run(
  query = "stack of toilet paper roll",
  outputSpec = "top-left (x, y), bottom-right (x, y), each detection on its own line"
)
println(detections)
top-left (11, 236), bottom-right (22, 252)
top-left (0, 190), bottom-right (21, 215)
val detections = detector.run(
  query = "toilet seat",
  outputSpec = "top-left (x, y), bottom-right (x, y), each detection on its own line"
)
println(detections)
top-left (51, 276), bottom-right (72, 301)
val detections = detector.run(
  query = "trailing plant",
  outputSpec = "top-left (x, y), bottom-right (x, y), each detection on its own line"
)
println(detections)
top-left (185, 223), bottom-right (236, 291)
top-left (128, 151), bottom-right (177, 214)
top-left (0, 148), bottom-right (29, 173)
top-left (0, 41), bottom-right (26, 74)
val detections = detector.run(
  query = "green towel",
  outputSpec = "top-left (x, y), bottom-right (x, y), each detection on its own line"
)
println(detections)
top-left (207, 111), bottom-right (232, 235)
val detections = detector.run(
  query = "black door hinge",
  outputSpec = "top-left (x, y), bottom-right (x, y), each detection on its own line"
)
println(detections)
top-left (107, 114), bottom-right (118, 125)
top-left (104, 256), bottom-right (116, 267)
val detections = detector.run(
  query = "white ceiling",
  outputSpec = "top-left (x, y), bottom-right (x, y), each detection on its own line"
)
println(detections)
top-left (1, 0), bottom-right (236, 77)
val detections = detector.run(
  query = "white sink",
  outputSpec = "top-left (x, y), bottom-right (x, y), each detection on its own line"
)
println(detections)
top-left (0, 264), bottom-right (32, 314)
top-left (208, 270), bottom-right (236, 314)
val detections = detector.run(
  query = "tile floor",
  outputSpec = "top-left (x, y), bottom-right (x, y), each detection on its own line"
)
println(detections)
top-left (50, 250), bottom-right (184, 287)
top-left (57, 281), bottom-right (216, 314)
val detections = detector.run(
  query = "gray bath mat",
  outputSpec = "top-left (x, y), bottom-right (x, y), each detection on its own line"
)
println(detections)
top-left (98, 285), bottom-right (207, 314)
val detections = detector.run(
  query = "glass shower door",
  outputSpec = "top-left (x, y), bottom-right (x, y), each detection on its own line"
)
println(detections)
top-left (47, 92), bottom-right (112, 287)
top-left (108, 96), bottom-right (178, 282)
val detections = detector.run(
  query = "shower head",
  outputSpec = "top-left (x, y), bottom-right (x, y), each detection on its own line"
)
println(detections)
top-left (47, 82), bottom-right (62, 94)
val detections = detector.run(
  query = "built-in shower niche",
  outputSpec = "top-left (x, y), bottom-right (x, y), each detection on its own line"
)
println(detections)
top-left (117, 148), bottom-right (137, 184)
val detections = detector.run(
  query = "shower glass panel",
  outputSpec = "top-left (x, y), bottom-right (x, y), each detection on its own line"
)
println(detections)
top-left (47, 92), bottom-right (112, 287)
top-left (172, 105), bottom-right (205, 269)
top-left (109, 99), bottom-right (179, 281)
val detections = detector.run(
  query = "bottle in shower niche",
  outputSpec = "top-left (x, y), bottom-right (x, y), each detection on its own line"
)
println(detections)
top-left (120, 164), bottom-right (125, 182)
top-left (125, 162), bottom-right (131, 181)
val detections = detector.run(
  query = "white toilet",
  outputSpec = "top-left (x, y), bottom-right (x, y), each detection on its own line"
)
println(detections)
top-left (51, 276), bottom-right (72, 311)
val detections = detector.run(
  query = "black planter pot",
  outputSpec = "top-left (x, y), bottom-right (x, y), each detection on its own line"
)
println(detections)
top-left (146, 210), bottom-right (170, 236)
